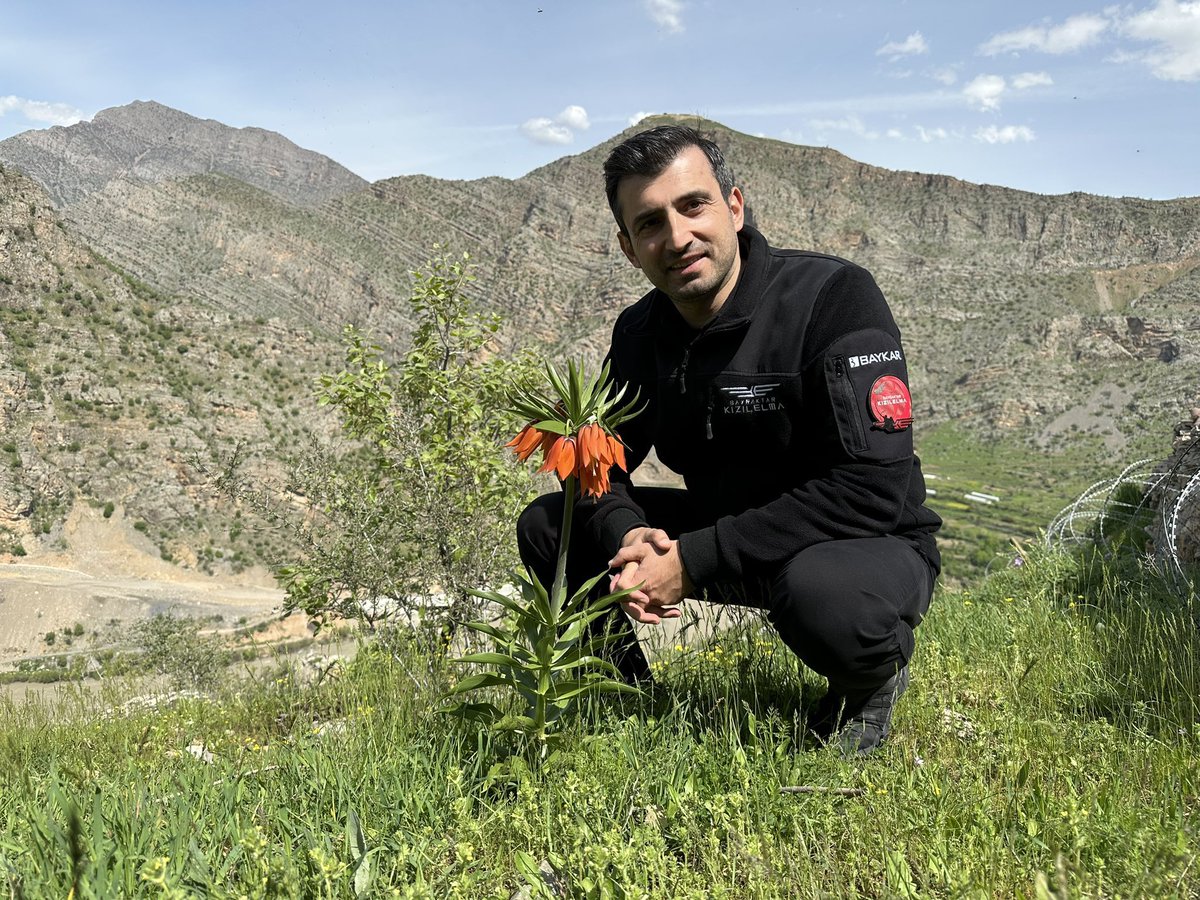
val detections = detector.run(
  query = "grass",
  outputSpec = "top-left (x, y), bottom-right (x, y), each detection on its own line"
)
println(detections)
top-left (1, 544), bottom-right (1198, 897)
top-left (916, 420), bottom-right (1173, 585)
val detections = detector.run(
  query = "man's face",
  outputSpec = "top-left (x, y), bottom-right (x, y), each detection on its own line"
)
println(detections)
top-left (616, 146), bottom-right (744, 318)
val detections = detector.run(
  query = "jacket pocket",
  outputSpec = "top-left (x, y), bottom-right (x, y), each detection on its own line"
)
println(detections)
top-left (827, 354), bottom-right (868, 454)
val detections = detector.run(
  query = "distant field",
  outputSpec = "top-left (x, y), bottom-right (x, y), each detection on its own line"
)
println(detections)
top-left (916, 419), bottom-right (1172, 584)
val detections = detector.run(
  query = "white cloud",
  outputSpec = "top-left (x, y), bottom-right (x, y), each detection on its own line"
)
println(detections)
top-left (644, 0), bottom-right (684, 33)
top-left (877, 31), bottom-right (929, 60)
top-left (974, 124), bottom-right (1036, 143)
top-left (959, 70), bottom-right (1048, 114)
top-left (808, 114), bottom-right (880, 139)
top-left (628, 111), bottom-right (653, 127)
top-left (963, 74), bottom-right (1007, 110)
top-left (519, 105), bottom-right (592, 145)
top-left (520, 117), bottom-right (573, 145)
top-left (555, 105), bottom-right (590, 131)
top-left (980, 12), bottom-right (1111, 55)
top-left (916, 125), bottom-right (950, 142)
top-left (1121, 0), bottom-right (1200, 80)
top-left (931, 67), bottom-right (959, 85)
top-left (1012, 71), bottom-right (1054, 89)
top-left (886, 128), bottom-right (905, 139)
top-left (0, 95), bottom-right (84, 127)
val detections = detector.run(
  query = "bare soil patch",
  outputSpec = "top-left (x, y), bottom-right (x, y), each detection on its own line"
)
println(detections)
top-left (0, 504), bottom-right (290, 671)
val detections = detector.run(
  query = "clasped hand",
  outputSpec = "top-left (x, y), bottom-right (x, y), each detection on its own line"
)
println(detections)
top-left (607, 527), bottom-right (694, 625)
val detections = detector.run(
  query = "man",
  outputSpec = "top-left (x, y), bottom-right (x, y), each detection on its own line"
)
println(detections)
top-left (517, 125), bottom-right (941, 755)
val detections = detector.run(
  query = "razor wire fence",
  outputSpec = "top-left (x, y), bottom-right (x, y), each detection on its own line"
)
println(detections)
top-left (1046, 416), bottom-right (1200, 596)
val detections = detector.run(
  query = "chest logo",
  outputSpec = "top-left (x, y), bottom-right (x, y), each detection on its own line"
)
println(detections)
top-left (719, 383), bottom-right (784, 413)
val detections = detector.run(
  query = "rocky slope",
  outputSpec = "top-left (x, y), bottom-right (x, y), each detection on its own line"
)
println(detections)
top-left (0, 163), bottom-right (337, 569)
top-left (1, 104), bottom-right (1198, 577)
top-left (0, 100), bottom-right (366, 207)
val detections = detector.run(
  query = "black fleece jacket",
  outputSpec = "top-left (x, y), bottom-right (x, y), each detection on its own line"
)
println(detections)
top-left (583, 225), bottom-right (941, 587)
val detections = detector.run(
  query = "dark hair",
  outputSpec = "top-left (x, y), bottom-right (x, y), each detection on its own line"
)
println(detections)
top-left (603, 125), bottom-right (736, 234)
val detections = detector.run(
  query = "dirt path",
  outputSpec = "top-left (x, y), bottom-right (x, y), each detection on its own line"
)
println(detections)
top-left (0, 505), bottom-right (286, 670)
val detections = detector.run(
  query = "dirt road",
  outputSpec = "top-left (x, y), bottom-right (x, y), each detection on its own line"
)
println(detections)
top-left (0, 505), bottom-right (285, 670)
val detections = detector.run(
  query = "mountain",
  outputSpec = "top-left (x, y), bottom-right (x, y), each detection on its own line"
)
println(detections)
top-left (0, 100), bottom-right (366, 208)
top-left (0, 162), bottom-right (338, 572)
top-left (1, 102), bottom-right (1198, 581)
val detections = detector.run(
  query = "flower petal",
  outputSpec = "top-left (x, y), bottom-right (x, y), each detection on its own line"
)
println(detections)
top-left (611, 436), bottom-right (627, 471)
top-left (538, 435), bottom-right (564, 475)
top-left (555, 437), bottom-right (576, 481)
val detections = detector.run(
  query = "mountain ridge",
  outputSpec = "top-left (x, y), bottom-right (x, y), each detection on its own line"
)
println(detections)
top-left (0, 101), bottom-right (1196, 583)
top-left (0, 100), bottom-right (367, 208)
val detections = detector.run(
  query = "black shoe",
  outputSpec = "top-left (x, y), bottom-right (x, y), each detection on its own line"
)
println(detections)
top-left (809, 665), bottom-right (909, 757)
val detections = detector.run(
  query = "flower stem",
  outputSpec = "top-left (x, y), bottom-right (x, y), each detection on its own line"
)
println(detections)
top-left (551, 474), bottom-right (576, 617)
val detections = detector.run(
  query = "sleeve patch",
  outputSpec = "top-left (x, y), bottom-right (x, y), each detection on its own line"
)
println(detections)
top-left (868, 375), bottom-right (913, 433)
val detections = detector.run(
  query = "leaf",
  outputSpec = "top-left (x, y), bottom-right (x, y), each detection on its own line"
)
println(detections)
top-left (445, 672), bottom-right (510, 695)
top-left (346, 810), bottom-right (367, 862)
top-left (353, 852), bottom-right (373, 898)
top-left (494, 713), bottom-right (538, 732)
top-left (552, 654), bottom-right (623, 678)
top-left (460, 620), bottom-right (515, 645)
top-left (456, 651), bottom-right (526, 667)
top-left (346, 810), bottom-right (373, 898)
top-left (440, 701), bottom-right (503, 724)
top-left (531, 419), bottom-right (568, 435)
top-left (514, 850), bottom-right (542, 882)
top-left (468, 587), bottom-right (528, 618)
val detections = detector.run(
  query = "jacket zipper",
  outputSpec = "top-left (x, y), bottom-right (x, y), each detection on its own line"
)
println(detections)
top-left (833, 355), bottom-right (867, 451)
top-left (705, 394), bottom-right (714, 440)
top-left (677, 345), bottom-right (691, 394)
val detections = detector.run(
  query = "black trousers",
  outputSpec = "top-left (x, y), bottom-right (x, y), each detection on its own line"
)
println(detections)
top-left (516, 487), bottom-right (935, 690)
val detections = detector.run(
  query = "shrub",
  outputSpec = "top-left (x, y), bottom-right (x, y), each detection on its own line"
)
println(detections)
top-left (218, 250), bottom-right (538, 637)
top-left (131, 614), bottom-right (225, 690)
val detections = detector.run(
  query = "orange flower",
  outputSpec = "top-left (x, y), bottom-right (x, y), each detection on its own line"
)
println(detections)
top-left (538, 435), bottom-right (577, 482)
top-left (505, 422), bottom-right (546, 462)
top-left (574, 423), bottom-right (629, 499)
top-left (508, 420), bottom-right (629, 498)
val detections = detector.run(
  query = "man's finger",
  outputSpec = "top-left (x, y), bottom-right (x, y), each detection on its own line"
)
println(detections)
top-left (646, 528), bottom-right (672, 551)
top-left (621, 599), bottom-right (660, 624)
top-left (607, 546), bottom-right (643, 568)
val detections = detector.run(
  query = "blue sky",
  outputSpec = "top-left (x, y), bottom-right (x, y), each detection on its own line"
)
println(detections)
top-left (2, 1), bottom-right (1198, 199)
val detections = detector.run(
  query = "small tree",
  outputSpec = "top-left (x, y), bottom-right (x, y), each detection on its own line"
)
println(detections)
top-left (222, 250), bottom-right (537, 639)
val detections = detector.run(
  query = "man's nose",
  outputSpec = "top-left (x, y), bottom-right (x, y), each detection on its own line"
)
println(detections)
top-left (665, 211), bottom-right (693, 251)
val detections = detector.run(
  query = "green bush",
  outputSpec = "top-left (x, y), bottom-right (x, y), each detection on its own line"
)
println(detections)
top-left (220, 250), bottom-right (538, 637)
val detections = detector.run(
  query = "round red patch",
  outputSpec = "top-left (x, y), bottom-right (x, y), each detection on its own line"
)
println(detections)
top-left (868, 375), bottom-right (913, 432)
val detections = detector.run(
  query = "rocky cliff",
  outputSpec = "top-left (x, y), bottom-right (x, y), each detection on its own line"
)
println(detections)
top-left (1, 104), bottom-right (1198, 574)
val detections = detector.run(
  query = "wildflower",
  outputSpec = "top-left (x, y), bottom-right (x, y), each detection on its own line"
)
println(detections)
top-left (539, 434), bottom-right (578, 481)
top-left (510, 420), bottom-right (630, 499)
top-left (505, 422), bottom-right (549, 462)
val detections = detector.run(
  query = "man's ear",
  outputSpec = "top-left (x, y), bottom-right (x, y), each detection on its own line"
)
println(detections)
top-left (617, 230), bottom-right (642, 269)
top-left (728, 186), bottom-right (745, 231)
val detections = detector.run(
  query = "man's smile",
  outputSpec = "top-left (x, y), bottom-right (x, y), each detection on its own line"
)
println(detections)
top-left (669, 251), bottom-right (707, 275)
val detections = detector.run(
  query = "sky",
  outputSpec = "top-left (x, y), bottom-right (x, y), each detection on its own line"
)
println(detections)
top-left (2, 1), bottom-right (1199, 200)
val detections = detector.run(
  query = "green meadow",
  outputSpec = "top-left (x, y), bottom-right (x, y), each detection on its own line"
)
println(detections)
top-left (2, 538), bottom-right (1197, 898)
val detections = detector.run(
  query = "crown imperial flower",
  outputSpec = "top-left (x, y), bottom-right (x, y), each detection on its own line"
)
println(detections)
top-left (504, 361), bottom-right (641, 499)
